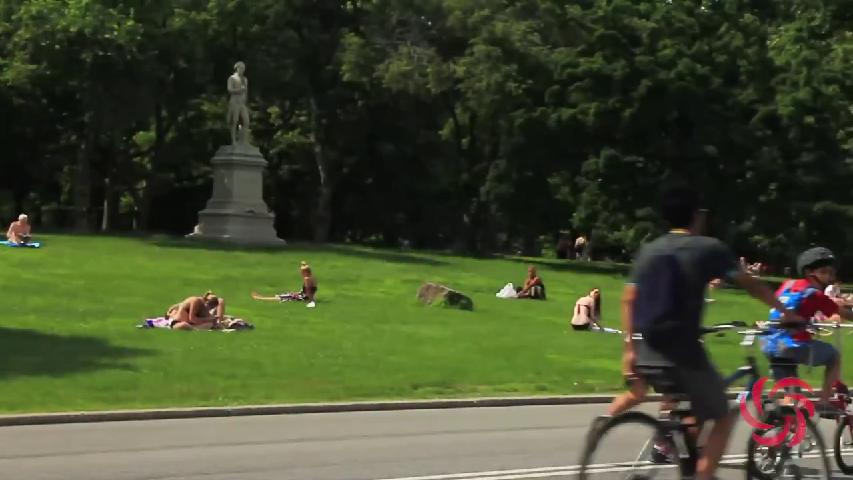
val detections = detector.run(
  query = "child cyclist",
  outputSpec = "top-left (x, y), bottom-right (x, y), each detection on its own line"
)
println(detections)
top-left (763, 246), bottom-right (853, 413)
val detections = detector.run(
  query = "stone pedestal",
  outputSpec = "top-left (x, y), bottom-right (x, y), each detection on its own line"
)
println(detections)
top-left (188, 144), bottom-right (285, 246)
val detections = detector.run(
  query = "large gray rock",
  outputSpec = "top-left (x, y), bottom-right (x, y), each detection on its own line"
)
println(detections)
top-left (188, 144), bottom-right (285, 247)
top-left (417, 282), bottom-right (473, 311)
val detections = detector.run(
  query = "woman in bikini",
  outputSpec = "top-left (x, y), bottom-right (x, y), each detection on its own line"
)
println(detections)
top-left (571, 287), bottom-right (602, 331)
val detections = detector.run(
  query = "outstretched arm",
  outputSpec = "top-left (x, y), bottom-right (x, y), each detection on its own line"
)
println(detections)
top-left (592, 309), bottom-right (603, 329)
top-left (213, 298), bottom-right (225, 323)
top-left (251, 292), bottom-right (280, 301)
top-left (733, 272), bottom-right (805, 323)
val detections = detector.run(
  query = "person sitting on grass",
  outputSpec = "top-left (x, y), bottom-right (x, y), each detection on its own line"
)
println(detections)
top-left (6, 213), bottom-right (32, 244)
top-left (252, 261), bottom-right (318, 307)
top-left (516, 266), bottom-right (546, 299)
top-left (168, 292), bottom-right (224, 330)
top-left (571, 288), bottom-right (602, 331)
top-left (824, 282), bottom-right (853, 307)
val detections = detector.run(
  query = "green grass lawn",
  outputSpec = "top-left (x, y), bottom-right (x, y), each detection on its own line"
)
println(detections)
top-left (0, 234), bottom-right (842, 413)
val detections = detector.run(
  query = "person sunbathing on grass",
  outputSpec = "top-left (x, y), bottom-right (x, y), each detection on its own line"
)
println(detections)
top-left (203, 291), bottom-right (226, 321)
top-left (6, 213), bottom-right (32, 244)
top-left (168, 292), bottom-right (224, 330)
top-left (252, 261), bottom-right (318, 307)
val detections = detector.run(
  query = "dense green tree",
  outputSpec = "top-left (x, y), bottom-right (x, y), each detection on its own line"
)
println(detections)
top-left (1, 0), bottom-right (852, 270)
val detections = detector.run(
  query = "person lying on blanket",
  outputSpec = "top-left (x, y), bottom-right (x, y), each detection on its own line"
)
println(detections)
top-left (252, 261), bottom-right (318, 305)
top-left (6, 214), bottom-right (32, 244)
top-left (167, 292), bottom-right (225, 330)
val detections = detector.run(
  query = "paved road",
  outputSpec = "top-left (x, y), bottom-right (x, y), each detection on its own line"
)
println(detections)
top-left (0, 404), bottom-right (846, 480)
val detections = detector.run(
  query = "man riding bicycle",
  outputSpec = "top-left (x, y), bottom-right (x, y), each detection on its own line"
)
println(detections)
top-left (603, 182), bottom-right (803, 480)
top-left (763, 246), bottom-right (853, 412)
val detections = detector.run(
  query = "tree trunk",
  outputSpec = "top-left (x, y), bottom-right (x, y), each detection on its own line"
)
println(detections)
top-left (73, 126), bottom-right (95, 232)
top-left (309, 95), bottom-right (333, 243)
top-left (101, 177), bottom-right (111, 231)
top-left (314, 181), bottom-right (333, 243)
top-left (138, 100), bottom-right (166, 231)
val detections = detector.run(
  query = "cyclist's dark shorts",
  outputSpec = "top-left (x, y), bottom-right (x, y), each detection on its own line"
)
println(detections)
top-left (633, 341), bottom-right (728, 421)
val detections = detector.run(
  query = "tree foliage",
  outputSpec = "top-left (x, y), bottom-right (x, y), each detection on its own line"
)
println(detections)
top-left (1, 0), bottom-right (851, 268)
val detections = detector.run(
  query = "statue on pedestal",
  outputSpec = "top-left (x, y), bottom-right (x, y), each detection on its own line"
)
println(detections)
top-left (227, 61), bottom-right (251, 145)
top-left (189, 60), bottom-right (283, 246)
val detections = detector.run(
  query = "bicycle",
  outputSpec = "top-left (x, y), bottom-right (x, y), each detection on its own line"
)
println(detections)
top-left (831, 379), bottom-right (853, 474)
top-left (739, 323), bottom-right (833, 480)
top-left (747, 322), bottom-right (853, 478)
top-left (814, 322), bottom-right (853, 475)
top-left (578, 322), bottom-right (832, 480)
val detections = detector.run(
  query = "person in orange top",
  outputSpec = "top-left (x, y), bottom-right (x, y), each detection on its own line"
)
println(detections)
top-left (516, 266), bottom-right (545, 299)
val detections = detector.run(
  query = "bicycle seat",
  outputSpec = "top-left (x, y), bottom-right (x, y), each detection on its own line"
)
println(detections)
top-left (768, 356), bottom-right (799, 380)
top-left (769, 356), bottom-right (797, 365)
top-left (631, 340), bottom-right (687, 395)
top-left (633, 366), bottom-right (689, 396)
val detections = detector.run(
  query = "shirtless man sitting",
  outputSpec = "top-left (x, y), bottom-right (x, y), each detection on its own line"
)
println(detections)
top-left (6, 214), bottom-right (32, 244)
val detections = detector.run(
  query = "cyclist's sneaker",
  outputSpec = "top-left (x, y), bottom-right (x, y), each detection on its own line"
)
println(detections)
top-left (650, 442), bottom-right (672, 464)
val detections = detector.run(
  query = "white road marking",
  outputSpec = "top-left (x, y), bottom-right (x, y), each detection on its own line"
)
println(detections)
top-left (373, 451), bottom-right (836, 480)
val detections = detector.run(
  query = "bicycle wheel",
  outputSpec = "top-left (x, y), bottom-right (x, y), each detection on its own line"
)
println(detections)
top-left (579, 411), bottom-right (684, 480)
top-left (747, 408), bottom-right (831, 480)
top-left (833, 415), bottom-right (853, 474)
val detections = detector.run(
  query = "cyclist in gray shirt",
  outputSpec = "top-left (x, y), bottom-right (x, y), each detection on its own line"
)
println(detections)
top-left (604, 182), bottom-right (802, 480)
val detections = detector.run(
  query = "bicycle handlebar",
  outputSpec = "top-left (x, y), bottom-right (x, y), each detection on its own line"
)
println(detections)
top-left (698, 322), bottom-right (748, 336)
top-left (637, 321), bottom-right (851, 340)
top-left (811, 322), bottom-right (853, 328)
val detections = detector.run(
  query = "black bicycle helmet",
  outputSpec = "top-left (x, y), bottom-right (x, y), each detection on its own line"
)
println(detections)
top-left (797, 247), bottom-right (837, 275)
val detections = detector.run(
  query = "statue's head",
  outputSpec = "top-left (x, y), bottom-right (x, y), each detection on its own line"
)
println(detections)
top-left (234, 61), bottom-right (246, 74)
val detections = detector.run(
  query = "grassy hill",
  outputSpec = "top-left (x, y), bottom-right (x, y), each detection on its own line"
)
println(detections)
top-left (0, 234), bottom-right (830, 413)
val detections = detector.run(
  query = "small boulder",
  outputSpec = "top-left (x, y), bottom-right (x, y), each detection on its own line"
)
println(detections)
top-left (417, 282), bottom-right (473, 311)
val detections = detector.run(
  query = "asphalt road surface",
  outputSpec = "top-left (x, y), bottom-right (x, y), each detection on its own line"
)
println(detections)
top-left (0, 404), bottom-right (848, 480)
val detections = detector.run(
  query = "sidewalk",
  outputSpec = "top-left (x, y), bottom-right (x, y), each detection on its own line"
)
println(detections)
top-left (0, 392), bottom-right (749, 427)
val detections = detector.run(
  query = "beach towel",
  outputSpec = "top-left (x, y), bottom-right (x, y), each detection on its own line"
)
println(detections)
top-left (2, 240), bottom-right (40, 248)
top-left (276, 292), bottom-right (306, 302)
top-left (138, 317), bottom-right (174, 328)
top-left (137, 316), bottom-right (254, 331)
